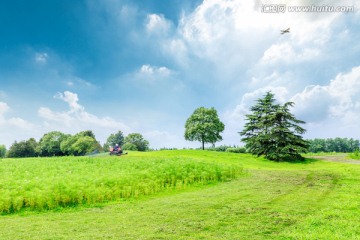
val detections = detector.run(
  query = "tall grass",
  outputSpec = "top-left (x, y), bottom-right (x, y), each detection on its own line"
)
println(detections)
top-left (0, 155), bottom-right (243, 214)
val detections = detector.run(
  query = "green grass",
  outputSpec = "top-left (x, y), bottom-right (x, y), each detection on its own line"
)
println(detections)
top-left (1, 150), bottom-right (360, 239)
top-left (0, 152), bottom-right (242, 214)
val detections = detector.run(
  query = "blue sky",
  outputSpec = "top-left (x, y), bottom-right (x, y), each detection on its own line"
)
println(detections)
top-left (1, 0), bottom-right (360, 149)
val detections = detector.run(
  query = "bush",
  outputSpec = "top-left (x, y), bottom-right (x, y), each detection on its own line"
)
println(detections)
top-left (349, 149), bottom-right (360, 160)
top-left (207, 145), bottom-right (233, 152)
top-left (226, 147), bottom-right (247, 153)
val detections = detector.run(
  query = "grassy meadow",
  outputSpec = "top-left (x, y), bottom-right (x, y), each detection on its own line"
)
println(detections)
top-left (1, 150), bottom-right (360, 239)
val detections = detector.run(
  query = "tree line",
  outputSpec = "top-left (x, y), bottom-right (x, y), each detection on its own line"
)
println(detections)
top-left (1, 130), bottom-right (149, 158)
top-left (307, 138), bottom-right (359, 153)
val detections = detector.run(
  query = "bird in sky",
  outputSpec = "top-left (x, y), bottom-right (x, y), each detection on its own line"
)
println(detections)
top-left (281, 28), bottom-right (290, 34)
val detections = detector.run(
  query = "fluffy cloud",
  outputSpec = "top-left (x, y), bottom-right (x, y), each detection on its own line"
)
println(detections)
top-left (38, 91), bottom-right (131, 142)
top-left (292, 66), bottom-right (360, 125)
top-left (54, 91), bottom-right (84, 113)
top-left (39, 91), bottom-right (129, 129)
top-left (140, 65), bottom-right (171, 76)
top-left (146, 14), bottom-right (171, 35)
top-left (0, 102), bottom-right (34, 129)
top-left (227, 86), bottom-right (289, 122)
top-left (225, 65), bottom-right (360, 142)
top-left (0, 101), bottom-right (38, 147)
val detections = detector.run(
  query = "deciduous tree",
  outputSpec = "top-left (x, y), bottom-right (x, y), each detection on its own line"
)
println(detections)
top-left (104, 131), bottom-right (125, 151)
top-left (184, 107), bottom-right (225, 150)
top-left (124, 133), bottom-right (149, 151)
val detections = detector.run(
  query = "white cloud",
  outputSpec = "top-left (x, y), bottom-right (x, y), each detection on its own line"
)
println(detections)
top-left (38, 107), bottom-right (73, 126)
top-left (228, 86), bottom-right (289, 121)
top-left (136, 65), bottom-right (173, 83)
top-left (0, 102), bottom-right (9, 116)
top-left (40, 91), bottom-right (130, 130)
top-left (7, 117), bottom-right (34, 130)
top-left (140, 64), bottom-right (171, 76)
top-left (35, 52), bottom-right (48, 64)
top-left (0, 101), bottom-right (34, 129)
top-left (291, 66), bottom-right (360, 125)
top-left (261, 43), bottom-right (320, 64)
top-left (146, 14), bottom-right (171, 35)
top-left (0, 102), bottom-right (38, 147)
top-left (54, 91), bottom-right (84, 113)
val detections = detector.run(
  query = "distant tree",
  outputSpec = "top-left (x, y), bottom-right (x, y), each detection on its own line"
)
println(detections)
top-left (6, 138), bottom-right (39, 158)
top-left (122, 142), bottom-right (138, 151)
top-left (184, 107), bottom-right (225, 150)
top-left (60, 135), bottom-right (78, 156)
top-left (39, 131), bottom-right (69, 156)
top-left (308, 138), bottom-right (359, 153)
top-left (60, 130), bottom-right (102, 156)
top-left (240, 92), bottom-right (308, 161)
top-left (0, 144), bottom-right (6, 158)
top-left (77, 130), bottom-right (96, 139)
top-left (71, 136), bottom-right (99, 156)
top-left (124, 133), bottom-right (149, 151)
top-left (104, 131), bottom-right (125, 151)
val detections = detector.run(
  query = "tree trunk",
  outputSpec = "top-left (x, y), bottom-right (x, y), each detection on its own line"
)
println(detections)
top-left (202, 140), bottom-right (205, 150)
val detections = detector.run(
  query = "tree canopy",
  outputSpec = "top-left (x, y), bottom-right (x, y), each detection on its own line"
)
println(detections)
top-left (123, 133), bottom-right (149, 151)
top-left (104, 131), bottom-right (125, 151)
top-left (6, 138), bottom-right (39, 158)
top-left (60, 130), bottom-right (102, 156)
top-left (240, 92), bottom-right (308, 161)
top-left (184, 107), bottom-right (225, 150)
top-left (39, 131), bottom-right (68, 157)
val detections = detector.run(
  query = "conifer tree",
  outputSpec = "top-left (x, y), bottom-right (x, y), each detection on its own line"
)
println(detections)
top-left (240, 92), bottom-right (308, 161)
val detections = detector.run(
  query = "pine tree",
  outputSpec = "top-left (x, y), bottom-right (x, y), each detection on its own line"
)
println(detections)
top-left (240, 92), bottom-right (309, 161)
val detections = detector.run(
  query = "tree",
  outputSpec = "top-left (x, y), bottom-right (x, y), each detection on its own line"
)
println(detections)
top-left (104, 131), bottom-right (125, 151)
top-left (122, 142), bottom-right (138, 151)
top-left (240, 92), bottom-right (308, 161)
top-left (71, 136), bottom-right (99, 156)
top-left (60, 130), bottom-right (102, 156)
top-left (39, 131), bottom-right (68, 156)
top-left (124, 133), bottom-right (149, 151)
top-left (6, 138), bottom-right (39, 158)
top-left (0, 144), bottom-right (6, 158)
top-left (184, 107), bottom-right (225, 150)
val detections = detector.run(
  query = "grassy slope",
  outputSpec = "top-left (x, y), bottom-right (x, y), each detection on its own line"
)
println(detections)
top-left (1, 150), bottom-right (360, 239)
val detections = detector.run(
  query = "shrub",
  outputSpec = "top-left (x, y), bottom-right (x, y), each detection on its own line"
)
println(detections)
top-left (226, 147), bottom-right (247, 153)
top-left (207, 145), bottom-right (234, 152)
top-left (349, 149), bottom-right (360, 160)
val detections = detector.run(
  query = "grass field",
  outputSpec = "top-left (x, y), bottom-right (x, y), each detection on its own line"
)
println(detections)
top-left (1, 150), bottom-right (360, 239)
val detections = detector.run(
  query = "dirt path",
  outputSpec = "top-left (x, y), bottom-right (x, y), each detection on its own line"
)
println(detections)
top-left (309, 154), bottom-right (360, 164)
